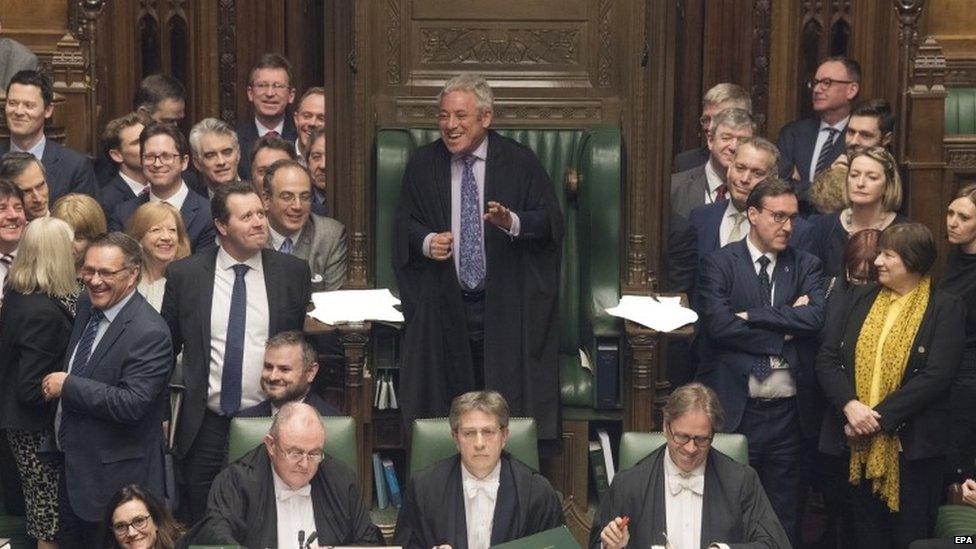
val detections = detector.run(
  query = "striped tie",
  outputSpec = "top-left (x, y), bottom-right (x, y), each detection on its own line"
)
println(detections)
top-left (814, 128), bottom-right (839, 177)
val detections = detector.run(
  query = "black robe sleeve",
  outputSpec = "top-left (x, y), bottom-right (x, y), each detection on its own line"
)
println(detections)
top-left (183, 461), bottom-right (255, 545)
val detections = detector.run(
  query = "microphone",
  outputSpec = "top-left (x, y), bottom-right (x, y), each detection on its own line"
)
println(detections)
top-left (305, 531), bottom-right (319, 548)
top-left (298, 529), bottom-right (306, 548)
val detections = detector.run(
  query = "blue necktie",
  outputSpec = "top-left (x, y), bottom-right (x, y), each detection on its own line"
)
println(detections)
top-left (70, 309), bottom-right (105, 379)
top-left (752, 256), bottom-right (773, 381)
top-left (221, 264), bottom-right (249, 415)
top-left (279, 237), bottom-right (294, 255)
top-left (814, 128), bottom-right (839, 176)
top-left (458, 155), bottom-right (485, 290)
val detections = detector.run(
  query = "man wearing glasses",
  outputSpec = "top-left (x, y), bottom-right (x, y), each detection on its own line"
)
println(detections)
top-left (185, 402), bottom-right (382, 547)
top-left (43, 233), bottom-right (172, 548)
top-left (673, 82), bottom-right (753, 174)
top-left (777, 56), bottom-right (861, 210)
top-left (395, 391), bottom-right (563, 549)
top-left (236, 53), bottom-right (298, 181)
top-left (695, 178), bottom-right (826, 545)
top-left (107, 123), bottom-right (216, 252)
top-left (594, 383), bottom-right (789, 549)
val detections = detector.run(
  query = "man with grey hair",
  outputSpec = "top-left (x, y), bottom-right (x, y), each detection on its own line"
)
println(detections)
top-left (0, 151), bottom-right (48, 219)
top-left (236, 330), bottom-right (341, 417)
top-left (594, 383), bottom-right (789, 549)
top-left (185, 402), bottom-right (382, 547)
top-left (671, 107), bottom-right (756, 219)
top-left (393, 74), bottom-right (564, 442)
top-left (395, 391), bottom-right (562, 548)
top-left (673, 83), bottom-right (752, 174)
top-left (43, 232), bottom-right (172, 547)
top-left (189, 118), bottom-right (242, 199)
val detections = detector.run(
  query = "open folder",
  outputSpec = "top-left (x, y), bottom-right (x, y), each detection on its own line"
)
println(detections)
top-left (489, 526), bottom-right (581, 549)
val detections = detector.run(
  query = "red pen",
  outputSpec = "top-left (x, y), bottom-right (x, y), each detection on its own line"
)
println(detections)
top-left (619, 516), bottom-right (630, 528)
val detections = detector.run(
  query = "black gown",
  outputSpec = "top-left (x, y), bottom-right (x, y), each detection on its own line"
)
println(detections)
top-left (393, 131), bottom-right (564, 440)
top-left (180, 446), bottom-right (383, 548)
top-left (589, 447), bottom-right (790, 549)
top-left (393, 453), bottom-right (563, 549)
top-left (939, 249), bottom-right (976, 481)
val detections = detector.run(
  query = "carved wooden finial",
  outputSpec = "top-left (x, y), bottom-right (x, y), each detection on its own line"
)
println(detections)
top-left (911, 36), bottom-right (946, 90)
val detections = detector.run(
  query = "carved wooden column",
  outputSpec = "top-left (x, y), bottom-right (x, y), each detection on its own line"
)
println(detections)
top-left (338, 322), bottom-right (373, 506)
top-left (895, 0), bottom-right (927, 162)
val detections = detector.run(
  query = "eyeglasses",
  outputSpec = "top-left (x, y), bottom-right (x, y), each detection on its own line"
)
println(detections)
top-left (280, 447), bottom-right (325, 464)
top-left (758, 207), bottom-right (799, 225)
top-left (141, 152), bottom-right (181, 165)
top-left (275, 192), bottom-right (313, 205)
top-left (458, 427), bottom-right (502, 441)
top-left (667, 427), bottom-right (714, 448)
top-left (112, 514), bottom-right (152, 535)
top-left (80, 266), bottom-right (131, 281)
top-left (807, 77), bottom-right (854, 90)
top-left (251, 82), bottom-right (291, 92)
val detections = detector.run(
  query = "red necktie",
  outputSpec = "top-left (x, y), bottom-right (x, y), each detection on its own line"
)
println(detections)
top-left (715, 184), bottom-right (728, 201)
top-left (265, 130), bottom-right (280, 139)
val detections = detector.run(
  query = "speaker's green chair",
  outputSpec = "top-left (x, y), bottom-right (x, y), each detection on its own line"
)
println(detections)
top-left (408, 417), bottom-right (539, 476)
top-left (227, 416), bottom-right (358, 471)
top-left (617, 432), bottom-right (749, 471)
top-left (935, 503), bottom-right (976, 539)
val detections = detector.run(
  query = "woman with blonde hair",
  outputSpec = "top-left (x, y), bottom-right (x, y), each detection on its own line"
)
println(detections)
top-left (810, 146), bottom-right (907, 278)
top-left (50, 193), bottom-right (107, 271)
top-left (0, 217), bottom-right (78, 549)
top-left (124, 202), bottom-right (190, 311)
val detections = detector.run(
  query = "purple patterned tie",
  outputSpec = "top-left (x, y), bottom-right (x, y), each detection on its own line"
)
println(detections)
top-left (458, 155), bottom-right (485, 290)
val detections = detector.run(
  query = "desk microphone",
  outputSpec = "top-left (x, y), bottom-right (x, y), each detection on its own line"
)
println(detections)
top-left (298, 529), bottom-right (306, 548)
top-left (305, 531), bottom-right (319, 548)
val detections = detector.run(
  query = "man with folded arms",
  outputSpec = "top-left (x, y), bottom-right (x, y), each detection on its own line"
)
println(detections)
top-left (394, 390), bottom-right (563, 549)
top-left (594, 383), bottom-right (789, 549)
top-left (185, 402), bottom-right (382, 547)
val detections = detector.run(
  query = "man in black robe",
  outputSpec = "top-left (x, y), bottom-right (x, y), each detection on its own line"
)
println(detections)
top-left (182, 402), bottom-right (382, 548)
top-left (593, 383), bottom-right (789, 549)
top-left (393, 74), bottom-right (564, 441)
top-left (394, 391), bottom-right (563, 549)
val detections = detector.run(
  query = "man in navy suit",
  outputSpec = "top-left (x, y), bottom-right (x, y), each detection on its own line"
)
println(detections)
top-left (42, 232), bottom-right (172, 548)
top-left (97, 112), bottom-right (146, 216)
top-left (1, 70), bottom-right (97, 201)
top-left (236, 53), bottom-right (298, 181)
top-left (777, 56), bottom-right (861, 205)
top-left (696, 178), bottom-right (826, 544)
top-left (108, 124), bottom-right (216, 252)
top-left (236, 331), bottom-right (340, 418)
top-left (162, 181), bottom-right (311, 523)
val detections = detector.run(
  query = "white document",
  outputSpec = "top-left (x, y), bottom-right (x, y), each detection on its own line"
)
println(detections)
top-left (597, 429), bottom-right (616, 485)
top-left (605, 295), bottom-right (697, 332)
top-left (308, 288), bottom-right (405, 325)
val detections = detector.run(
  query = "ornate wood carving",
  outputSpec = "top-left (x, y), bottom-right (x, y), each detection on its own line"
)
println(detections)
top-left (348, 232), bottom-right (368, 289)
top-left (385, 0), bottom-right (402, 84)
top-left (598, 0), bottom-right (613, 86)
top-left (624, 320), bottom-right (661, 431)
top-left (751, 0), bottom-right (772, 133)
top-left (419, 28), bottom-right (581, 65)
top-left (218, 0), bottom-right (238, 125)
top-left (540, 419), bottom-right (590, 545)
top-left (626, 234), bottom-right (648, 290)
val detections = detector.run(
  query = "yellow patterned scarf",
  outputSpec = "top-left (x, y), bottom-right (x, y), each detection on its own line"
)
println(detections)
top-left (849, 276), bottom-right (930, 512)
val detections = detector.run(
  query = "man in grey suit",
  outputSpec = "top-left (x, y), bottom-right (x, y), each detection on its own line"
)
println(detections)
top-left (0, 22), bottom-right (38, 89)
top-left (262, 158), bottom-right (347, 292)
top-left (670, 108), bottom-right (755, 219)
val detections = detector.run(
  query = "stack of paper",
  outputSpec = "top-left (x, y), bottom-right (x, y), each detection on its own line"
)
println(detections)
top-left (307, 289), bottom-right (404, 325)
top-left (605, 295), bottom-right (697, 332)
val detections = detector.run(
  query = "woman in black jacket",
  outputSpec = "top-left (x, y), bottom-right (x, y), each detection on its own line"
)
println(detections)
top-left (0, 216), bottom-right (78, 548)
top-left (817, 223), bottom-right (965, 549)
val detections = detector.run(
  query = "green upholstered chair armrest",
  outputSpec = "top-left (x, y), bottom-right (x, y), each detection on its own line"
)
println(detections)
top-left (374, 129), bottom-right (419, 292)
top-left (935, 504), bottom-right (976, 538)
top-left (559, 353), bottom-right (592, 408)
top-left (408, 417), bottom-right (539, 476)
top-left (227, 416), bottom-right (358, 471)
top-left (618, 432), bottom-right (749, 471)
top-left (946, 88), bottom-right (976, 135)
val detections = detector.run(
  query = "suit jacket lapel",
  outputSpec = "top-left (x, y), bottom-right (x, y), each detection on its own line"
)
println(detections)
top-left (435, 144), bottom-right (452, 230)
top-left (700, 205), bottom-right (722, 255)
top-left (646, 450), bottom-right (668, 546)
top-left (732, 240), bottom-right (766, 307)
top-left (64, 298), bottom-right (91, 371)
top-left (700, 451), bottom-right (723, 544)
top-left (771, 248), bottom-right (795, 307)
top-left (84, 292), bottom-right (140, 374)
top-left (449, 458), bottom-right (469, 549)
top-left (801, 119), bottom-right (819, 177)
top-left (199, 250), bottom-right (218, 361)
top-left (294, 217), bottom-right (315, 258)
top-left (262, 249), bottom-right (281, 334)
top-left (490, 455), bottom-right (519, 544)
top-left (180, 191), bottom-right (200, 227)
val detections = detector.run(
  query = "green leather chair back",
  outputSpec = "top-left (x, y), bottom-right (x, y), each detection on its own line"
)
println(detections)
top-left (408, 417), bottom-right (539, 476)
top-left (946, 88), bottom-right (976, 135)
top-left (617, 432), bottom-right (749, 471)
top-left (227, 416), bottom-right (358, 471)
top-left (935, 504), bottom-right (976, 538)
top-left (374, 126), bottom-right (622, 408)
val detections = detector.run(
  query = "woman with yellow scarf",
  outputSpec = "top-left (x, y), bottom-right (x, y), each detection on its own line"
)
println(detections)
top-left (817, 223), bottom-right (965, 549)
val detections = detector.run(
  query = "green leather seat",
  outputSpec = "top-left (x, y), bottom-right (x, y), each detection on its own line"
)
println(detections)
top-left (408, 417), bottom-right (539, 476)
top-left (945, 88), bottom-right (976, 135)
top-left (935, 504), bottom-right (976, 538)
top-left (617, 432), bottom-right (749, 471)
top-left (226, 416), bottom-right (358, 471)
top-left (375, 126), bottom-right (622, 411)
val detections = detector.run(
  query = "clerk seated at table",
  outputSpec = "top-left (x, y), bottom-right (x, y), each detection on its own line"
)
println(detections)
top-left (236, 331), bottom-right (340, 418)
top-left (181, 402), bottom-right (382, 548)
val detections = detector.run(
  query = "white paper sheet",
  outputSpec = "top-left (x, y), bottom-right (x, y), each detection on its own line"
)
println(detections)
top-left (307, 289), bottom-right (405, 325)
top-left (605, 295), bottom-right (697, 332)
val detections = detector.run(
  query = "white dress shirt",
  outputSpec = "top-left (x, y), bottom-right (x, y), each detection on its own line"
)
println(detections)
top-left (808, 116), bottom-right (850, 183)
top-left (207, 247), bottom-right (269, 413)
top-left (273, 468), bottom-right (317, 549)
top-left (268, 224), bottom-right (304, 253)
top-left (462, 461), bottom-right (501, 549)
top-left (256, 117), bottom-right (285, 137)
top-left (149, 181), bottom-right (189, 211)
top-left (744, 236), bottom-right (796, 398)
top-left (119, 170), bottom-right (148, 196)
top-left (704, 160), bottom-right (725, 205)
top-left (10, 134), bottom-right (46, 160)
top-left (718, 201), bottom-right (750, 247)
top-left (663, 449), bottom-right (705, 549)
